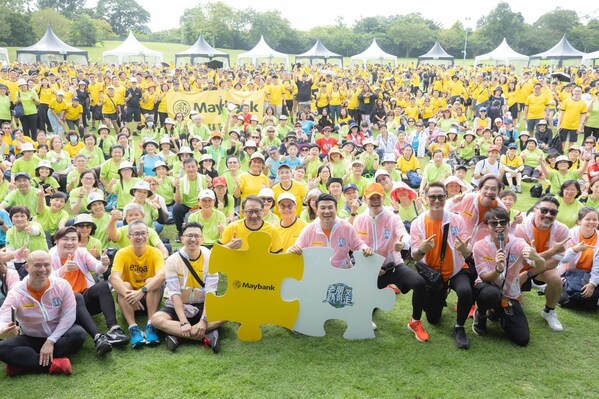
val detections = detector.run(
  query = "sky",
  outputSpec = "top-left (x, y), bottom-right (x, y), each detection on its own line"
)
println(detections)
top-left (128, 0), bottom-right (599, 32)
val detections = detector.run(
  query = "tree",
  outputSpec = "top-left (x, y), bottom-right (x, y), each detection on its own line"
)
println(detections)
top-left (37, 0), bottom-right (83, 18)
top-left (570, 20), bottom-right (599, 52)
top-left (532, 8), bottom-right (581, 50)
top-left (474, 2), bottom-right (527, 55)
top-left (69, 14), bottom-right (97, 47)
top-left (388, 14), bottom-right (436, 57)
top-left (247, 10), bottom-right (302, 53)
top-left (0, 11), bottom-right (35, 46)
top-left (439, 22), bottom-right (467, 59)
top-left (31, 8), bottom-right (72, 40)
top-left (96, 0), bottom-right (150, 37)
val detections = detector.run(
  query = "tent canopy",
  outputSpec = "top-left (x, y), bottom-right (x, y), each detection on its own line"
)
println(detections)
top-left (474, 38), bottom-right (529, 65)
top-left (175, 36), bottom-right (230, 67)
top-left (417, 41), bottom-right (454, 66)
top-left (351, 39), bottom-right (397, 65)
top-left (16, 26), bottom-right (88, 64)
top-left (582, 50), bottom-right (599, 66)
top-left (103, 31), bottom-right (163, 65)
top-left (237, 36), bottom-right (289, 67)
top-left (296, 40), bottom-right (343, 66)
top-left (529, 35), bottom-right (585, 66)
top-left (0, 48), bottom-right (8, 65)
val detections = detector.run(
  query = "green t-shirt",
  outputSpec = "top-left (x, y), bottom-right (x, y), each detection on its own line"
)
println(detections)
top-left (83, 236), bottom-right (103, 254)
top-left (113, 178), bottom-right (140, 210)
top-left (556, 198), bottom-right (584, 228)
top-left (360, 152), bottom-right (379, 171)
top-left (32, 176), bottom-right (60, 190)
top-left (6, 222), bottom-right (48, 252)
top-left (188, 209), bottom-right (226, 245)
top-left (35, 206), bottom-right (69, 234)
top-left (113, 225), bottom-right (162, 249)
top-left (0, 95), bottom-right (11, 120)
top-left (305, 158), bottom-right (322, 178)
top-left (11, 156), bottom-right (40, 177)
top-left (521, 148), bottom-right (543, 168)
top-left (92, 213), bottom-right (111, 250)
top-left (548, 170), bottom-right (580, 195)
top-left (345, 175), bottom-right (369, 197)
top-left (2, 189), bottom-right (39, 216)
top-left (423, 163), bottom-right (452, 184)
top-left (155, 176), bottom-right (175, 205)
top-left (18, 90), bottom-right (39, 115)
top-left (69, 188), bottom-right (104, 215)
top-left (0, 180), bottom-right (9, 203)
top-left (79, 147), bottom-right (105, 169)
top-left (98, 135), bottom-right (117, 157)
top-left (180, 175), bottom-right (207, 207)
top-left (100, 159), bottom-right (121, 184)
top-left (47, 150), bottom-right (70, 172)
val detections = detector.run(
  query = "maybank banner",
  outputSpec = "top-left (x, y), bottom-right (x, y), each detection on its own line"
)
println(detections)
top-left (166, 90), bottom-right (265, 125)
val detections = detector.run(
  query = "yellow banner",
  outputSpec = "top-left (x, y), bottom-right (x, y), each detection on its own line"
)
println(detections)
top-left (166, 90), bottom-right (265, 125)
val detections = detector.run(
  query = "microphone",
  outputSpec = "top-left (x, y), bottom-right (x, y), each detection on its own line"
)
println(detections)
top-left (497, 232), bottom-right (505, 252)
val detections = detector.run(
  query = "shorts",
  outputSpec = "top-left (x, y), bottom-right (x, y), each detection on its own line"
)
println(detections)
top-left (126, 107), bottom-right (141, 122)
top-left (103, 112), bottom-right (118, 121)
top-left (521, 276), bottom-right (545, 292)
top-left (158, 303), bottom-right (204, 324)
top-left (559, 128), bottom-right (578, 143)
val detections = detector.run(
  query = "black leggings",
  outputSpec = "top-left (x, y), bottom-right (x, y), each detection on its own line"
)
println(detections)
top-left (474, 283), bottom-right (530, 346)
top-left (424, 270), bottom-right (472, 326)
top-left (37, 103), bottom-right (52, 132)
top-left (20, 114), bottom-right (38, 138)
top-left (378, 263), bottom-right (426, 320)
top-left (0, 325), bottom-right (86, 371)
top-left (584, 125), bottom-right (599, 140)
top-left (75, 282), bottom-right (118, 337)
top-left (173, 203), bottom-right (191, 235)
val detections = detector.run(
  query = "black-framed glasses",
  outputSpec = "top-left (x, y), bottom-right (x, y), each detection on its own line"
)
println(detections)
top-left (427, 194), bottom-right (447, 202)
top-left (488, 220), bottom-right (509, 227)
top-left (76, 223), bottom-right (93, 228)
top-left (538, 207), bottom-right (558, 216)
top-left (585, 141), bottom-right (594, 144)
top-left (261, 197), bottom-right (274, 203)
top-left (244, 209), bottom-right (262, 215)
top-left (182, 233), bottom-right (202, 240)
top-left (278, 204), bottom-right (294, 210)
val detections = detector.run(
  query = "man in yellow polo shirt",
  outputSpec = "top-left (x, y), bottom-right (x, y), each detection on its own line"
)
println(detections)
top-left (524, 83), bottom-right (550, 132)
top-left (557, 85), bottom-right (587, 152)
top-left (64, 97), bottom-right (84, 137)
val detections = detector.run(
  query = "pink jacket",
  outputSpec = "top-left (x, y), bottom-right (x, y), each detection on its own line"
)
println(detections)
top-left (473, 234), bottom-right (529, 299)
top-left (446, 192), bottom-right (506, 242)
top-left (559, 226), bottom-right (599, 287)
top-left (410, 211), bottom-right (468, 280)
top-left (49, 247), bottom-right (106, 291)
top-left (294, 217), bottom-right (367, 268)
top-left (514, 214), bottom-right (570, 264)
top-left (0, 275), bottom-right (76, 343)
top-left (5, 268), bottom-right (19, 291)
top-left (353, 208), bottom-right (409, 265)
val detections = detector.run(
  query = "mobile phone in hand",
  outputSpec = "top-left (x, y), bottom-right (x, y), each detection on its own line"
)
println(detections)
top-left (11, 306), bottom-right (18, 326)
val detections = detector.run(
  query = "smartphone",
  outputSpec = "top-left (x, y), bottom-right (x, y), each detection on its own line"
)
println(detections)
top-left (11, 306), bottom-right (17, 325)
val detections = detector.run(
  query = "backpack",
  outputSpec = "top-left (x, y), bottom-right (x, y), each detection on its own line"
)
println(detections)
top-left (530, 184), bottom-right (543, 198)
top-left (548, 135), bottom-right (563, 155)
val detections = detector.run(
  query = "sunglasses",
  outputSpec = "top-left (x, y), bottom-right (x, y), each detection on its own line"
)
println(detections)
top-left (585, 141), bottom-right (594, 144)
top-left (261, 198), bottom-right (274, 203)
top-left (538, 207), bottom-right (558, 216)
top-left (488, 220), bottom-right (509, 227)
top-left (427, 194), bottom-right (447, 202)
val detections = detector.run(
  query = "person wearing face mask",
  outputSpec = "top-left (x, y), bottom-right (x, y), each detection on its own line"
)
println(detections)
top-left (472, 208), bottom-right (545, 346)
top-left (64, 130), bottom-right (84, 159)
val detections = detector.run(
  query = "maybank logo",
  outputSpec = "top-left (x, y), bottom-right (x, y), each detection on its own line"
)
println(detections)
top-left (232, 280), bottom-right (275, 291)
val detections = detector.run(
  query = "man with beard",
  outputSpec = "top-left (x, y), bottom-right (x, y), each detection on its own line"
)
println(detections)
top-left (515, 196), bottom-right (570, 332)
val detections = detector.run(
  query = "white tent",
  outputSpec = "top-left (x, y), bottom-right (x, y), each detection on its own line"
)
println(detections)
top-left (175, 36), bottom-right (230, 67)
top-left (351, 39), bottom-right (397, 65)
top-left (0, 48), bottom-right (8, 65)
top-left (474, 38), bottom-right (529, 65)
top-left (582, 50), bottom-right (599, 66)
top-left (102, 31), bottom-right (163, 65)
top-left (296, 40), bottom-right (343, 65)
top-left (237, 36), bottom-right (289, 67)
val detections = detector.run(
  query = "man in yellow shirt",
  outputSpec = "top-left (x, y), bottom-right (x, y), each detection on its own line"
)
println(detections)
top-left (64, 97), bottom-right (84, 137)
top-left (48, 91), bottom-right (68, 136)
top-left (266, 75), bottom-right (285, 117)
top-left (524, 83), bottom-right (550, 132)
top-left (110, 220), bottom-right (165, 348)
top-left (500, 143), bottom-right (524, 193)
top-left (557, 85), bottom-right (587, 152)
top-left (275, 192), bottom-right (307, 252)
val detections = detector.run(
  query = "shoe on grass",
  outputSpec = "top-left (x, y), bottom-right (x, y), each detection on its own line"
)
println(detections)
top-left (129, 325), bottom-right (146, 349)
top-left (94, 333), bottom-right (113, 356)
top-left (106, 326), bottom-right (129, 346)
top-left (165, 335), bottom-right (180, 352)
top-left (472, 309), bottom-right (487, 336)
top-left (204, 329), bottom-right (221, 354)
top-left (144, 323), bottom-right (160, 346)
top-left (5, 364), bottom-right (24, 377)
top-left (541, 309), bottom-right (563, 332)
top-left (49, 358), bottom-right (72, 375)
top-left (452, 326), bottom-right (470, 349)
top-left (407, 320), bottom-right (429, 342)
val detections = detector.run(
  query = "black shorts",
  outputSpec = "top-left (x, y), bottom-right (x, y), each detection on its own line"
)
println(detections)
top-left (559, 128), bottom-right (578, 143)
top-left (103, 112), bottom-right (118, 121)
top-left (126, 107), bottom-right (141, 122)
top-left (521, 276), bottom-right (545, 292)
top-left (158, 303), bottom-right (204, 324)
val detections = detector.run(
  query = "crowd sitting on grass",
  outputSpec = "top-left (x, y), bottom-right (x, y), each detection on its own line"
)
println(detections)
top-left (1, 60), bottom-right (599, 375)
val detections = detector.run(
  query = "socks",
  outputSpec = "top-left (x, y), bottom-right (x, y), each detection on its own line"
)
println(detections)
top-left (544, 306), bottom-right (554, 313)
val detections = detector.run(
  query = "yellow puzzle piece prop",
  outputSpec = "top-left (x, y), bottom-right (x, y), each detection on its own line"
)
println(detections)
top-left (205, 232), bottom-right (303, 342)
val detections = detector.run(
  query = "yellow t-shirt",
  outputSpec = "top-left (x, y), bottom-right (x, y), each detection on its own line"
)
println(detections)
top-left (525, 94), bottom-right (549, 119)
top-left (560, 98), bottom-right (587, 130)
top-left (267, 83), bottom-right (285, 106)
top-left (397, 155), bottom-right (420, 174)
top-left (102, 95), bottom-right (118, 114)
top-left (88, 82), bottom-right (103, 106)
top-left (276, 218), bottom-right (307, 252)
top-left (220, 220), bottom-right (283, 253)
top-left (239, 171), bottom-right (270, 202)
top-left (38, 87), bottom-right (55, 105)
top-left (65, 103), bottom-right (83, 121)
top-left (272, 181), bottom-right (308, 217)
top-left (112, 246), bottom-right (164, 290)
top-left (113, 85), bottom-right (126, 105)
top-left (49, 99), bottom-right (68, 114)
top-left (501, 154), bottom-right (523, 169)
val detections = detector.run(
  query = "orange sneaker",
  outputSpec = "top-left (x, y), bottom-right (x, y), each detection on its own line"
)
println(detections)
top-left (49, 358), bottom-right (72, 376)
top-left (386, 284), bottom-right (401, 294)
top-left (407, 320), bottom-right (430, 342)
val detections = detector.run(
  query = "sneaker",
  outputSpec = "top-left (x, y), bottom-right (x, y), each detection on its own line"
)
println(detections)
top-left (165, 334), bottom-right (180, 352)
top-left (49, 358), bottom-right (72, 375)
top-left (541, 309), bottom-right (564, 332)
top-left (106, 326), bottom-right (129, 347)
top-left (468, 305), bottom-right (476, 318)
top-left (204, 329), bottom-right (221, 353)
top-left (407, 320), bottom-right (430, 342)
top-left (144, 324), bottom-right (160, 346)
top-left (516, 185), bottom-right (522, 194)
top-left (452, 326), bottom-right (470, 349)
top-left (522, 176), bottom-right (532, 183)
top-left (5, 365), bottom-right (24, 377)
top-left (530, 177), bottom-right (539, 183)
top-left (372, 321), bottom-right (378, 331)
top-left (386, 284), bottom-right (401, 294)
top-left (129, 325), bottom-right (146, 349)
top-left (94, 333), bottom-right (113, 356)
top-left (472, 310), bottom-right (487, 336)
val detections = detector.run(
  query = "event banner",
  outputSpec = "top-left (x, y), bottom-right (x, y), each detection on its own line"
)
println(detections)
top-left (166, 90), bottom-right (265, 125)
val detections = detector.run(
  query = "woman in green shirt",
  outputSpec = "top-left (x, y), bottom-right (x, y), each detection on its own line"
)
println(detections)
top-left (70, 169), bottom-right (104, 215)
top-left (520, 137), bottom-right (544, 182)
top-left (32, 160), bottom-right (60, 205)
top-left (47, 135), bottom-right (71, 190)
top-left (420, 150), bottom-right (452, 195)
top-left (212, 176), bottom-right (235, 223)
top-left (79, 134), bottom-right (105, 169)
top-left (106, 161), bottom-right (140, 211)
top-left (0, 85), bottom-right (11, 125)
top-left (73, 214), bottom-right (102, 258)
top-left (6, 206), bottom-right (48, 255)
top-left (16, 79), bottom-right (40, 138)
top-left (557, 180), bottom-right (585, 228)
top-left (584, 176), bottom-right (599, 210)
top-left (153, 161), bottom-right (175, 205)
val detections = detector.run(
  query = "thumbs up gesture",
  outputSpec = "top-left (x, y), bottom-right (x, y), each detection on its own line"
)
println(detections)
top-left (89, 245), bottom-right (100, 258)
top-left (65, 253), bottom-right (77, 271)
top-left (101, 249), bottom-right (110, 268)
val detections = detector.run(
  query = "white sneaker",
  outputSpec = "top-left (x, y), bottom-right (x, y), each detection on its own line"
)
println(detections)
top-left (372, 321), bottom-right (378, 331)
top-left (541, 309), bottom-right (563, 332)
top-left (531, 280), bottom-right (547, 293)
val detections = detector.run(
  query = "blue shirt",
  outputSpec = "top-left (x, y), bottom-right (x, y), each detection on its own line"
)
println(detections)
top-left (140, 154), bottom-right (163, 177)
top-left (0, 209), bottom-right (13, 246)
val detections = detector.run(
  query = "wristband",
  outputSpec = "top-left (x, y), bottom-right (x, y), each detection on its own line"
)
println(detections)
top-left (180, 322), bottom-right (189, 326)
top-left (350, 213), bottom-right (357, 217)
top-left (495, 267), bottom-right (502, 273)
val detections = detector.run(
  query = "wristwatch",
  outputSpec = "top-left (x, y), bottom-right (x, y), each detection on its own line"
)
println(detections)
top-left (350, 213), bottom-right (357, 217)
top-left (141, 286), bottom-right (148, 295)
top-left (0, 219), bottom-right (4, 226)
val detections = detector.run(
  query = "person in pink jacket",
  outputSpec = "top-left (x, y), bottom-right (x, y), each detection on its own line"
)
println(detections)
top-left (1, 262), bottom-right (19, 306)
top-left (288, 193), bottom-right (373, 269)
top-left (514, 195), bottom-right (571, 332)
top-left (472, 208), bottom-right (545, 346)
top-left (354, 183), bottom-right (429, 342)
top-left (0, 251), bottom-right (86, 376)
top-left (410, 182), bottom-right (473, 349)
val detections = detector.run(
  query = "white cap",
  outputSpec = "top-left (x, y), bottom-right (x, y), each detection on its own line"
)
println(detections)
top-left (130, 77), bottom-right (138, 83)
top-left (250, 152), bottom-right (265, 161)
top-left (258, 187), bottom-right (275, 198)
top-left (374, 169), bottom-right (390, 179)
top-left (198, 189), bottom-right (215, 200)
top-left (277, 192), bottom-right (296, 204)
top-left (17, 79), bottom-right (27, 86)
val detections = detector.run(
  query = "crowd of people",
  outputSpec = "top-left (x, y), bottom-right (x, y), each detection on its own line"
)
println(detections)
top-left (1, 60), bottom-right (599, 376)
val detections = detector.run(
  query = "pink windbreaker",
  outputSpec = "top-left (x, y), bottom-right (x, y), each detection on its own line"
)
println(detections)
top-left (446, 192), bottom-right (506, 242)
top-left (559, 226), bottom-right (599, 287)
top-left (353, 208), bottom-right (409, 265)
top-left (410, 211), bottom-right (469, 280)
top-left (293, 217), bottom-right (367, 268)
top-left (473, 234), bottom-right (530, 299)
top-left (514, 214), bottom-right (570, 266)
top-left (0, 275), bottom-right (76, 343)
top-left (49, 247), bottom-right (106, 291)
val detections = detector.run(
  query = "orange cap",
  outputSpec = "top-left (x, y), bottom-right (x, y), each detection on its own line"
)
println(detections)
top-left (364, 182), bottom-right (385, 198)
